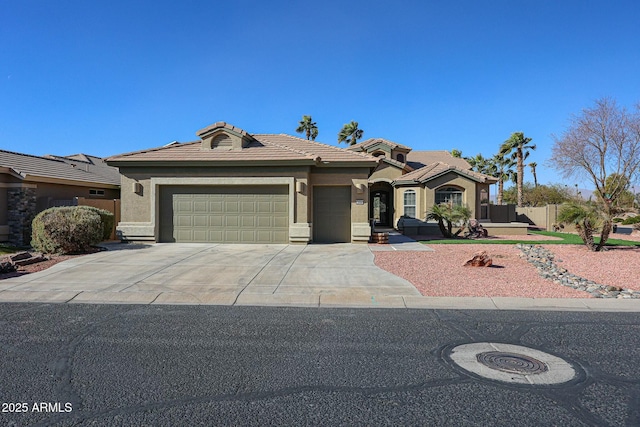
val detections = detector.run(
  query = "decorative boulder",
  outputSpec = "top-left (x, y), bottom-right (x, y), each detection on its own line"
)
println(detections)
top-left (463, 251), bottom-right (493, 267)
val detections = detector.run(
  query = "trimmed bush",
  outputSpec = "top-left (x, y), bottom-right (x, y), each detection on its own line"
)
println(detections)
top-left (76, 206), bottom-right (115, 240)
top-left (613, 217), bottom-right (624, 223)
top-left (621, 215), bottom-right (640, 225)
top-left (31, 207), bottom-right (103, 254)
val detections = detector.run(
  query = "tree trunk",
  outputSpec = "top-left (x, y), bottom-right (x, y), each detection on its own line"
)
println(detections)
top-left (437, 219), bottom-right (449, 237)
top-left (596, 219), bottom-right (612, 251)
top-left (498, 180), bottom-right (504, 205)
top-left (577, 220), bottom-right (597, 251)
top-left (517, 151), bottom-right (524, 207)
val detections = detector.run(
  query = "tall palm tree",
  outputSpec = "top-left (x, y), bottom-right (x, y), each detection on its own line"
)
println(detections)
top-left (499, 132), bottom-right (536, 207)
top-left (466, 153), bottom-right (490, 174)
top-left (529, 162), bottom-right (538, 187)
top-left (296, 115), bottom-right (318, 141)
top-left (337, 121), bottom-right (364, 145)
top-left (490, 154), bottom-right (516, 205)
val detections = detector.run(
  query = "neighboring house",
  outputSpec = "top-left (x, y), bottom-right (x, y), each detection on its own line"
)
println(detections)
top-left (106, 122), bottom-right (503, 244)
top-left (0, 150), bottom-right (121, 245)
top-left (347, 138), bottom-right (497, 233)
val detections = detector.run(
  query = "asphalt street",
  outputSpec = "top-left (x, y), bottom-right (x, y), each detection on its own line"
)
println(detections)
top-left (1, 303), bottom-right (639, 426)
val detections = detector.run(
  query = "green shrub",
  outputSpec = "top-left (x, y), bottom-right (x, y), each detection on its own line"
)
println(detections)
top-left (31, 207), bottom-right (103, 254)
top-left (612, 217), bottom-right (624, 223)
top-left (76, 206), bottom-right (114, 240)
top-left (621, 215), bottom-right (640, 225)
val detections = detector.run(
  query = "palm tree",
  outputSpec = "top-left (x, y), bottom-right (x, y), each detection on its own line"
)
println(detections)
top-left (490, 154), bottom-right (516, 205)
top-left (529, 162), bottom-right (538, 187)
top-left (296, 115), bottom-right (318, 141)
top-left (499, 132), bottom-right (536, 207)
top-left (466, 153), bottom-right (490, 174)
top-left (337, 121), bottom-right (364, 145)
top-left (426, 203), bottom-right (471, 238)
top-left (451, 149), bottom-right (462, 158)
top-left (557, 202), bottom-right (600, 251)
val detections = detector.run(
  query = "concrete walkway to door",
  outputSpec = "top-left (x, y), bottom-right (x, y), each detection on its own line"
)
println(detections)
top-left (0, 243), bottom-right (422, 307)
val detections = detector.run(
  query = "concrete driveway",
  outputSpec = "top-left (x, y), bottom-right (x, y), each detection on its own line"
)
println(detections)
top-left (0, 243), bottom-right (422, 307)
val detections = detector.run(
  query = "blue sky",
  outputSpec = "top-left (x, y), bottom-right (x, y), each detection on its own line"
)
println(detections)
top-left (1, 0), bottom-right (639, 189)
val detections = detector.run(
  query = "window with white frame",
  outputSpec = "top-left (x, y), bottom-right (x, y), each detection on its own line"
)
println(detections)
top-left (435, 186), bottom-right (463, 206)
top-left (403, 190), bottom-right (416, 218)
top-left (89, 189), bottom-right (105, 196)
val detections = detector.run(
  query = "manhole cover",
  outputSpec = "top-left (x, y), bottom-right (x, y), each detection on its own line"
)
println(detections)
top-left (476, 351), bottom-right (548, 375)
top-left (446, 342), bottom-right (577, 385)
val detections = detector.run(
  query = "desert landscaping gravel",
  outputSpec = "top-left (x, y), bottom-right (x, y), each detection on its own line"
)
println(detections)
top-left (374, 244), bottom-right (593, 298)
top-left (374, 232), bottom-right (640, 299)
top-left (542, 244), bottom-right (640, 291)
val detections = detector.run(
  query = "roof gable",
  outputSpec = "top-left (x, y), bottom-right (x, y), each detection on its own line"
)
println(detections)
top-left (107, 123), bottom-right (378, 166)
top-left (395, 162), bottom-right (497, 185)
top-left (196, 122), bottom-right (256, 151)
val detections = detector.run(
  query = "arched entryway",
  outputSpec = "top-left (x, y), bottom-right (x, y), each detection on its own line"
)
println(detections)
top-left (369, 181), bottom-right (394, 227)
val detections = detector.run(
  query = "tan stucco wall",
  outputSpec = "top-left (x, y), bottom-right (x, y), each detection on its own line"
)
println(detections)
top-left (33, 182), bottom-right (120, 212)
top-left (117, 164), bottom-right (373, 243)
top-left (423, 172), bottom-right (478, 217)
top-left (369, 163), bottom-right (403, 182)
top-left (392, 173), bottom-right (484, 227)
top-left (394, 186), bottom-right (421, 225)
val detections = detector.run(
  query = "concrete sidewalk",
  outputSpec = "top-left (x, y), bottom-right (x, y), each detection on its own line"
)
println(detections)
top-left (0, 240), bottom-right (639, 312)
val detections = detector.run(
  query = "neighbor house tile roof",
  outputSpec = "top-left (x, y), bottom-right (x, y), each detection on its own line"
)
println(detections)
top-left (407, 150), bottom-right (472, 170)
top-left (348, 138), bottom-right (412, 151)
top-left (395, 162), bottom-right (497, 184)
top-left (0, 150), bottom-right (120, 186)
top-left (107, 133), bottom-right (378, 165)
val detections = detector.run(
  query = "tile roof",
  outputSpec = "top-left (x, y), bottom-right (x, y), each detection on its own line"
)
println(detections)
top-left (0, 150), bottom-right (120, 186)
top-left (395, 162), bottom-right (497, 184)
top-left (348, 138), bottom-right (412, 151)
top-left (107, 133), bottom-right (378, 165)
top-left (407, 150), bottom-right (471, 170)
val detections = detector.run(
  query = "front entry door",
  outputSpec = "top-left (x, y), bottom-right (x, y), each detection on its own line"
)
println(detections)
top-left (371, 190), bottom-right (389, 226)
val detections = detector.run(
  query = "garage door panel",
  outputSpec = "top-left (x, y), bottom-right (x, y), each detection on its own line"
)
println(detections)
top-left (177, 216), bottom-right (192, 227)
top-left (242, 201), bottom-right (256, 213)
top-left (193, 201), bottom-right (208, 212)
top-left (160, 186), bottom-right (289, 243)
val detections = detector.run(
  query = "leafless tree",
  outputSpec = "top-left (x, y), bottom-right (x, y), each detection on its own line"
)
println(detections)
top-left (550, 97), bottom-right (640, 250)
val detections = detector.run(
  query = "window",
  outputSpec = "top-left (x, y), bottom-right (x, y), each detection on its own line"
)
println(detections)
top-left (396, 153), bottom-right (405, 163)
top-left (89, 189), bottom-right (105, 196)
top-left (435, 187), bottom-right (463, 206)
top-left (403, 190), bottom-right (416, 218)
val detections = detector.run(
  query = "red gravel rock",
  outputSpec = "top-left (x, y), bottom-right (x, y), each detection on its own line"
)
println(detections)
top-left (374, 244), bottom-right (591, 298)
top-left (542, 244), bottom-right (640, 291)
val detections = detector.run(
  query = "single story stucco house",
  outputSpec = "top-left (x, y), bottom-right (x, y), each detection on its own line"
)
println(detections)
top-left (106, 122), bottom-right (507, 244)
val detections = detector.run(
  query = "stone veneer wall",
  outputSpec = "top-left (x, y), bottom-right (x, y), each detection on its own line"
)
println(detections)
top-left (7, 187), bottom-right (37, 246)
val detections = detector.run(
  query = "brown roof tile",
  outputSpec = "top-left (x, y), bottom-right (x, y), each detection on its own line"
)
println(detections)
top-left (396, 162), bottom-right (497, 184)
top-left (407, 150), bottom-right (471, 170)
top-left (348, 138), bottom-right (412, 151)
top-left (107, 132), bottom-right (378, 165)
top-left (0, 149), bottom-right (120, 186)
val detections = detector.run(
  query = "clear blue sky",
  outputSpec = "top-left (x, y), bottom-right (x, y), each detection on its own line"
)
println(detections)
top-left (2, 0), bottom-right (639, 189)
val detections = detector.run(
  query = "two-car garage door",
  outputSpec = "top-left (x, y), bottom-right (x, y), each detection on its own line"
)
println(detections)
top-left (159, 186), bottom-right (289, 243)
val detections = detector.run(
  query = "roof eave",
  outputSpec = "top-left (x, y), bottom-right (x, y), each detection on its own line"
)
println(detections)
top-left (106, 159), bottom-right (321, 168)
top-left (21, 174), bottom-right (120, 188)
